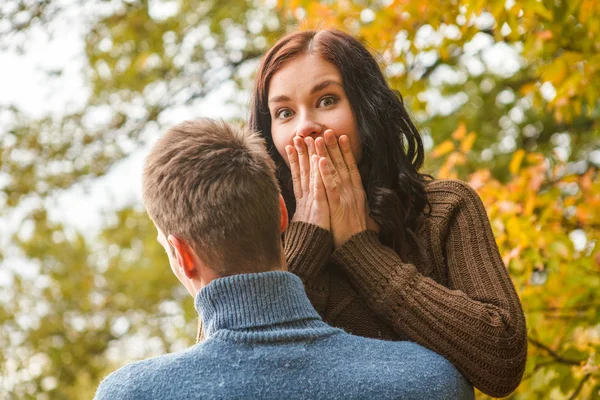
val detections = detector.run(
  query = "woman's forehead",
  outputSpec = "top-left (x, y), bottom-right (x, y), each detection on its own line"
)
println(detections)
top-left (268, 54), bottom-right (342, 96)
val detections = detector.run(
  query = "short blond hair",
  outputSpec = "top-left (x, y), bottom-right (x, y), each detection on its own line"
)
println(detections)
top-left (142, 119), bottom-right (281, 275)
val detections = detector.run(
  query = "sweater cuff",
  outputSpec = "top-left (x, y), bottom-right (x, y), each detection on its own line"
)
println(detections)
top-left (332, 230), bottom-right (418, 298)
top-left (284, 221), bottom-right (333, 282)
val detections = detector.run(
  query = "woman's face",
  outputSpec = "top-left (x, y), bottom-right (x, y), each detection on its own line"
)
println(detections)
top-left (267, 53), bottom-right (362, 167)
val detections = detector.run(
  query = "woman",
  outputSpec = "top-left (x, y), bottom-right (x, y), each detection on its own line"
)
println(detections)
top-left (249, 30), bottom-right (527, 397)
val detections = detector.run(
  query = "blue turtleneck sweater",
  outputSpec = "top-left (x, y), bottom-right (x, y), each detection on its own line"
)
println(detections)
top-left (95, 271), bottom-right (474, 399)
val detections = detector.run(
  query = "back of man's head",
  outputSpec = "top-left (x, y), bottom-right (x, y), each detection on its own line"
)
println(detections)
top-left (142, 119), bottom-right (281, 275)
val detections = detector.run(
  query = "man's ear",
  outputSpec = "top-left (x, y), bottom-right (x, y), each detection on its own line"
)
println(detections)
top-left (167, 235), bottom-right (198, 279)
top-left (279, 194), bottom-right (289, 234)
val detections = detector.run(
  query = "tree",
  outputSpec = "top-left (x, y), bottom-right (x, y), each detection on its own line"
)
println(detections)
top-left (1, 0), bottom-right (599, 398)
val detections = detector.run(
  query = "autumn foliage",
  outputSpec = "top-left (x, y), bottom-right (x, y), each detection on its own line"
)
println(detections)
top-left (1, 0), bottom-right (599, 398)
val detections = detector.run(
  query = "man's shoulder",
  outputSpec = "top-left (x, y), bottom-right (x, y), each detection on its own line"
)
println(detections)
top-left (94, 358), bottom-right (153, 400)
top-left (339, 333), bottom-right (442, 360)
top-left (94, 344), bottom-right (206, 400)
top-left (324, 332), bottom-right (452, 368)
top-left (332, 334), bottom-right (473, 398)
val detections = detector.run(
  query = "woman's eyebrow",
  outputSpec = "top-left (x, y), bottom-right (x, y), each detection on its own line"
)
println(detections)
top-left (268, 95), bottom-right (290, 104)
top-left (310, 80), bottom-right (343, 94)
top-left (269, 80), bottom-right (343, 104)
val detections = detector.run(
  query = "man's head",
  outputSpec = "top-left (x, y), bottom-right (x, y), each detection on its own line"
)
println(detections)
top-left (142, 119), bottom-right (288, 296)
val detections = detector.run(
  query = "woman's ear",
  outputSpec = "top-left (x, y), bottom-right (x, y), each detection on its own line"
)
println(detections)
top-left (279, 194), bottom-right (289, 233)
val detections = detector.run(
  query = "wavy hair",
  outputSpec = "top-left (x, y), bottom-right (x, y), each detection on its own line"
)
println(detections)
top-left (249, 29), bottom-right (431, 258)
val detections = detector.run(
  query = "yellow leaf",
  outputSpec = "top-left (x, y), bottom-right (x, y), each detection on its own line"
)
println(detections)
top-left (451, 123), bottom-right (466, 140)
top-left (533, 2), bottom-right (553, 21)
top-left (460, 132), bottom-right (477, 153)
top-left (562, 51), bottom-right (584, 65)
top-left (526, 153), bottom-right (545, 164)
top-left (542, 60), bottom-right (567, 85)
top-left (524, 191), bottom-right (535, 215)
top-left (510, 149), bottom-right (526, 175)
top-left (431, 140), bottom-right (455, 158)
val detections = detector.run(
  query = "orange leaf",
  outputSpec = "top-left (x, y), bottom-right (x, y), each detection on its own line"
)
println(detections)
top-left (520, 83), bottom-right (537, 96)
top-left (451, 123), bottom-right (467, 140)
top-left (431, 140), bottom-right (454, 158)
top-left (537, 30), bottom-right (553, 41)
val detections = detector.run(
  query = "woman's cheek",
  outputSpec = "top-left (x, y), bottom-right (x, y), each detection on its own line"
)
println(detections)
top-left (353, 141), bottom-right (363, 164)
top-left (273, 138), bottom-right (291, 168)
top-left (342, 134), bottom-right (363, 164)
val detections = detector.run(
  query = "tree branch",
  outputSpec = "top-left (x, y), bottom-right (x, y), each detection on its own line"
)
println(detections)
top-left (528, 336), bottom-right (585, 366)
top-left (568, 374), bottom-right (591, 400)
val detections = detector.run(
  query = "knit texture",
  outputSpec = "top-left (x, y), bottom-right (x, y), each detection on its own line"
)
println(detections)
top-left (95, 271), bottom-right (474, 400)
top-left (283, 179), bottom-right (528, 398)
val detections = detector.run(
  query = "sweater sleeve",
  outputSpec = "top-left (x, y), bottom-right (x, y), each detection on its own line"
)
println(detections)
top-left (283, 221), bottom-right (333, 314)
top-left (331, 180), bottom-right (527, 398)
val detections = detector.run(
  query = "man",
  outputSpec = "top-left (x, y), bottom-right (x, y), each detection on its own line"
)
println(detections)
top-left (94, 119), bottom-right (474, 399)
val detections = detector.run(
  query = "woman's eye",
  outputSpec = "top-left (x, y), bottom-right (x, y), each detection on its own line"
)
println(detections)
top-left (276, 109), bottom-right (294, 119)
top-left (318, 96), bottom-right (337, 107)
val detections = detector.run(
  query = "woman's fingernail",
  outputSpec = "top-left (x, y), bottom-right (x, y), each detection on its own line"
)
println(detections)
top-left (326, 132), bottom-right (336, 145)
top-left (339, 136), bottom-right (347, 148)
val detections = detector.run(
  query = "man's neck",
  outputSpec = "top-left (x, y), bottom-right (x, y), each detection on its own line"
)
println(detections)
top-left (193, 271), bottom-right (323, 339)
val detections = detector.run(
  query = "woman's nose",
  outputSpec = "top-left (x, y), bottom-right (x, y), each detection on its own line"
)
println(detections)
top-left (295, 118), bottom-right (324, 139)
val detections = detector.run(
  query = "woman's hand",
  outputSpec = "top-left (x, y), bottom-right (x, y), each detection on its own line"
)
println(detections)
top-left (315, 130), bottom-right (368, 247)
top-left (285, 136), bottom-right (330, 231)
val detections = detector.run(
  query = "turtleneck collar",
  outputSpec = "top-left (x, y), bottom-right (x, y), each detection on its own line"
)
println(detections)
top-left (194, 271), bottom-right (323, 338)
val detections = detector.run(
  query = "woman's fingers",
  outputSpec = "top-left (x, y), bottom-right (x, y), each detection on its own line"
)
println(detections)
top-left (311, 154), bottom-right (326, 202)
top-left (305, 137), bottom-right (316, 159)
top-left (315, 136), bottom-right (340, 184)
top-left (286, 145), bottom-right (303, 201)
top-left (318, 157), bottom-right (340, 207)
top-left (294, 136), bottom-right (310, 196)
top-left (338, 135), bottom-right (362, 188)
top-left (323, 130), bottom-right (351, 184)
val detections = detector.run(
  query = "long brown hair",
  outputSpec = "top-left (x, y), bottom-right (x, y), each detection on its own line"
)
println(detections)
top-left (249, 30), bottom-right (430, 258)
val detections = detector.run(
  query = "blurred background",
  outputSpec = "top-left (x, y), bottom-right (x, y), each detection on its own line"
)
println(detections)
top-left (0, 0), bottom-right (598, 398)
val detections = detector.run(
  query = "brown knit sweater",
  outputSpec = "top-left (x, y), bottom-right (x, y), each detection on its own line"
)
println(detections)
top-left (283, 179), bottom-right (527, 398)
